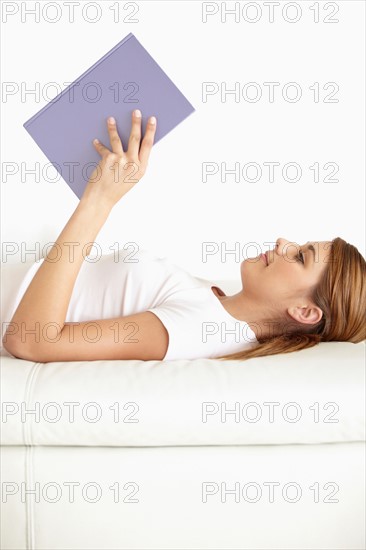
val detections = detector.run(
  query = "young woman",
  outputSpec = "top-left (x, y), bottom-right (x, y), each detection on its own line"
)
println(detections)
top-left (2, 111), bottom-right (365, 362)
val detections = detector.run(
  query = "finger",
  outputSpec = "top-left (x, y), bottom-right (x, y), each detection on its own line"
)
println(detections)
top-left (107, 116), bottom-right (124, 155)
top-left (93, 138), bottom-right (110, 157)
top-left (139, 116), bottom-right (157, 166)
top-left (127, 109), bottom-right (142, 157)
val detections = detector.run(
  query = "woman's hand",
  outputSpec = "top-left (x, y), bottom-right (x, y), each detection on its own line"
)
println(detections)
top-left (80, 110), bottom-right (157, 209)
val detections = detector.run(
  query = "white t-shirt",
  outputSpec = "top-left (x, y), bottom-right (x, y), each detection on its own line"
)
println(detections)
top-left (3, 248), bottom-right (258, 360)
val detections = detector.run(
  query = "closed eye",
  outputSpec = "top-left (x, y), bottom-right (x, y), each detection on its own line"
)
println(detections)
top-left (296, 251), bottom-right (305, 264)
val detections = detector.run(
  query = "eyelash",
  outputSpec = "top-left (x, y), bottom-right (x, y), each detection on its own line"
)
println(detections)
top-left (296, 251), bottom-right (305, 264)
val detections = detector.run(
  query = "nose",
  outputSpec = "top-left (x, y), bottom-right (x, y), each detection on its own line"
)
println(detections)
top-left (275, 238), bottom-right (300, 259)
top-left (276, 237), bottom-right (289, 253)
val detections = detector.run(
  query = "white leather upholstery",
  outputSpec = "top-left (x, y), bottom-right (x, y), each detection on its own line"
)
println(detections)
top-left (1, 342), bottom-right (365, 447)
top-left (1, 443), bottom-right (365, 550)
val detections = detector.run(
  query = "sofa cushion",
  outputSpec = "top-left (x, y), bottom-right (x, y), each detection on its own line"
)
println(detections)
top-left (1, 341), bottom-right (364, 447)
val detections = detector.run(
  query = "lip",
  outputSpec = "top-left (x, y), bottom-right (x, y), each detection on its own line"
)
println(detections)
top-left (261, 253), bottom-right (268, 266)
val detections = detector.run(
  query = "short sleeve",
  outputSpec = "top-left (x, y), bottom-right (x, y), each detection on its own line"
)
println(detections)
top-left (146, 299), bottom-right (216, 361)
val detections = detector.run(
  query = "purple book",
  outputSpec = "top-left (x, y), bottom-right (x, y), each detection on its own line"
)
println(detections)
top-left (23, 32), bottom-right (195, 199)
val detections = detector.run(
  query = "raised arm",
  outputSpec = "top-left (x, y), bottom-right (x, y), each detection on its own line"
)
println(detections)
top-left (3, 110), bottom-right (157, 358)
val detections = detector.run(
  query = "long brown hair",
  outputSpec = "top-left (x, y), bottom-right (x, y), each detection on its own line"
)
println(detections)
top-left (216, 237), bottom-right (366, 361)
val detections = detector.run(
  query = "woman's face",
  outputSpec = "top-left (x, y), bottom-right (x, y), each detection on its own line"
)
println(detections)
top-left (241, 238), bottom-right (333, 309)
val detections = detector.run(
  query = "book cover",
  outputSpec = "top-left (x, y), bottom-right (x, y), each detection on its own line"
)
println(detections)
top-left (23, 32), bottom-right (195, 199)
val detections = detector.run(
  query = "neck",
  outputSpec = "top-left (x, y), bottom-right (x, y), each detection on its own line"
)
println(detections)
top-left (214, 288), bottom-right (283, 341)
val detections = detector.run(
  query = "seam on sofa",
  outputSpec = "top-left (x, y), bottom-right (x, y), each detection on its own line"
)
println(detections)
top-left (23, 363), bottom-right (43, 446)
top-left (25, 445), bottom-right (36, 549)
top-left (23, 364), bottom-right (41, 549)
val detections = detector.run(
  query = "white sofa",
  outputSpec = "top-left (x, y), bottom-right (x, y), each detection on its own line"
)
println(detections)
top-left (1, 263), bottom-right (365, 549)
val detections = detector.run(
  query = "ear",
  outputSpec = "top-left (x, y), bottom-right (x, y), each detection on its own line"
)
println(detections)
top-left (287, 304), bottom-right (323, 326)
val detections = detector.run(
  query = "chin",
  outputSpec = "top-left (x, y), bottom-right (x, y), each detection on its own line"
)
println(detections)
top-left (241, 257), bottom-right (259, 268)
top-left (240, 259), bottom-right (250, 281)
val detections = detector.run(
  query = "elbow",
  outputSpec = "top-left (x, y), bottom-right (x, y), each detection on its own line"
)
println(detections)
top-left (2, 324), bottom-right (24, 358)
top-left (2, 334), bottom-right (17, 356)
top-left (2, 335), bottom-right (38, 362)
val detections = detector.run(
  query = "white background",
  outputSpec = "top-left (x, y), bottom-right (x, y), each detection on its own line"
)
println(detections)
top-left (1, 0), bottom-right (365, 279)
